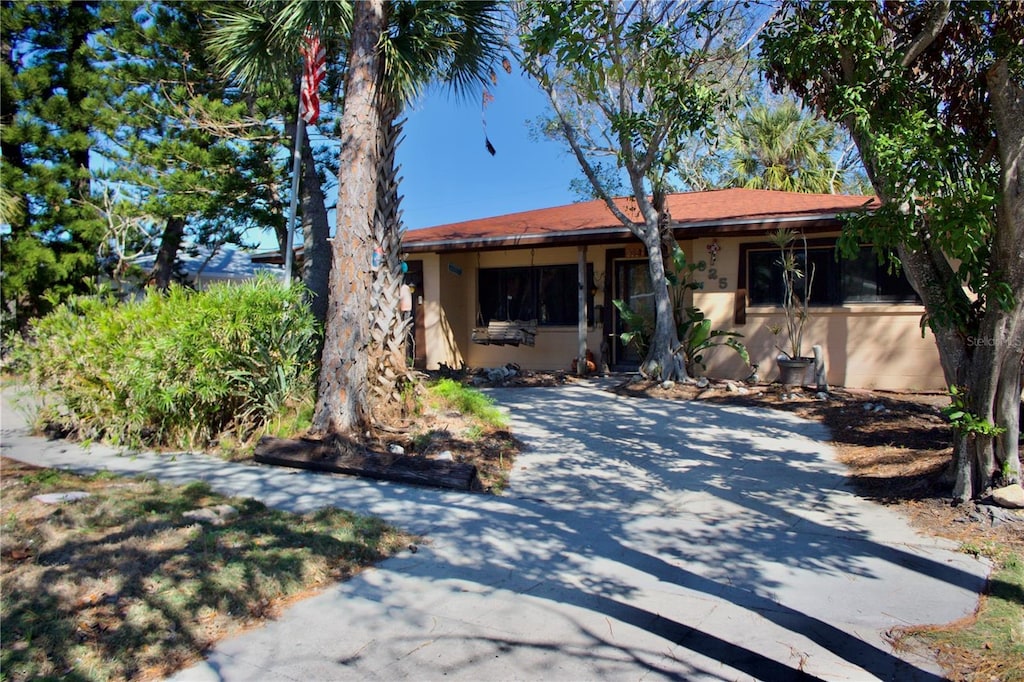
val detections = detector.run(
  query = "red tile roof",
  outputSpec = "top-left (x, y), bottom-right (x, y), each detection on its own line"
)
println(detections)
top-left (403, 188), bottom-right (879, 252)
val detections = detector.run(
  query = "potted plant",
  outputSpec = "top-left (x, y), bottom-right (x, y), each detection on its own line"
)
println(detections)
top-left (768, 228), bottom-right (815, 387)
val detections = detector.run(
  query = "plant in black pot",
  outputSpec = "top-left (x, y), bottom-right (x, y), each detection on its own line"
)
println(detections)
top-left (767, 228), bottom-right (815, 387)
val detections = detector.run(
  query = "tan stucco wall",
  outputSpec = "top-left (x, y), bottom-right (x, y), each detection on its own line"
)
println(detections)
top-left (421, 253), bottom-right (465, 370)
top-left (418, 234), bottom-right (946, 391)
top-left (689, 236), bottom-right (945, 391)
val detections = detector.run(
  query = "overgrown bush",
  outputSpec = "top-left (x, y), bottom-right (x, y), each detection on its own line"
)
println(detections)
top-left (10, 275), bottom-right (319, 450)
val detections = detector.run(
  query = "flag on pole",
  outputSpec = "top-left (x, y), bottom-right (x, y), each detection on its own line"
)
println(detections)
top-left (299, 30), bottom-right (326, 124)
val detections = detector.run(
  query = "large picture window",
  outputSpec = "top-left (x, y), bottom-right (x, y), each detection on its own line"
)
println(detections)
top-left (479, 264), bottom-right (594, 326)
top-left (744, 243), bottom-right (918, 306)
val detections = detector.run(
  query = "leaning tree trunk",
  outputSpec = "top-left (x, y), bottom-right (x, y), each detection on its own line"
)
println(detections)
top-left (311, 0), bottom-right (386, 436)
top-left (150, 215), bottom-right (186, 290)
top-left (366, 109), bottom-right (414, 411)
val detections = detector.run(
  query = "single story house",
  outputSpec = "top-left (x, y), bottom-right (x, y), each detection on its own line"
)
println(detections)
top-left (400, 188), bottom-right (945, 392)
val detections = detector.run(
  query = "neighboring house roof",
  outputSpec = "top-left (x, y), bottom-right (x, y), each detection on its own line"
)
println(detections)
top-left (134, 246), bottom-right (283, 283)
top-left (402, 188), bottom-right (879, 253)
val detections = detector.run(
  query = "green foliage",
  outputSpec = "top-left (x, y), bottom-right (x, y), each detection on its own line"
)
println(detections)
top-left (942, 385), bottom-right (1006, 438)
top-left (428, 378), bottom-right (506, 429)
top-left (612, 298), bottom-right (653, 359)
top-left (615, 245), bottom-right (748, 375)
top-left (725, 101), bottom-right (861, 194)
top-left (10, 276), bottom-right (319, 450)
top-left (519, 1), bottom-right (757, 198)
top-left (1, 2), bottom-right (110, 332)
top-left (762, 2), bottom-right (1020, 337)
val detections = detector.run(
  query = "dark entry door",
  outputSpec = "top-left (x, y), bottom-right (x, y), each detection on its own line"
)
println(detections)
top-left (404, 261), bottom-right (426, 369)
top-left (612, 259), bottom-right (654, 368)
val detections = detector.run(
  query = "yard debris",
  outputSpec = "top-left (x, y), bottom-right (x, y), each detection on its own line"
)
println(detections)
top-left (388, 444), bottom-right (406, 455)
top-left (485, 364), bottom-right (520, 383)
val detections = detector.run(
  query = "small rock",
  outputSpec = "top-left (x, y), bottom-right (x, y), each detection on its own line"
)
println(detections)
top-left (695, 377), bottom-right (710, 389)
top-left (33, 491), bottom-right (90, 504)
top-left (780, 393), bottom-right (789, 400)
top-left (726, 383), bottom-right (747, 394)
top-left (863, 403), bottom-right (874, 411)
top-left (435, 451), bottom-right (455, 461)
top-left (990, 483), bottom-right (1024, 509)
top-left (661, 380), bottom-right (676, 389)
top-left (816, 392), bottom-right (829, 400)
top-left (873, 404), bottom-right (887, 413)
top-left (388, 444), bottom-right (405, 455)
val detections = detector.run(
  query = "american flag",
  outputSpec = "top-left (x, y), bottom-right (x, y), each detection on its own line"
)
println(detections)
top-left (299, 30), bottom-right (326, 124)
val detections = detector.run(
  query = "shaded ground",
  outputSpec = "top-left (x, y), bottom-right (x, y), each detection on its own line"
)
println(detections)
top-left (0, 458), bottom-right (411, 681)
top-left (612, 377), bottom-right (1023, 556)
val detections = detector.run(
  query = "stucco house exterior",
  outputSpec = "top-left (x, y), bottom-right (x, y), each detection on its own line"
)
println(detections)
top-left (400, 188), bottom-right (945, 392)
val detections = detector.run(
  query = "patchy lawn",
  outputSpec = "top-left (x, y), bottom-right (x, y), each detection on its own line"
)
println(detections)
top-left (0, 459), bottom-right (414, 682)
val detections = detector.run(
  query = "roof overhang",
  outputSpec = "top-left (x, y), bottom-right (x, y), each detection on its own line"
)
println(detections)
top-left (402, 211), bottom-right (858, 254)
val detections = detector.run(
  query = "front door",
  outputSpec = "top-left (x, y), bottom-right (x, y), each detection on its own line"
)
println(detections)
top-left (612, 259), bottom-right (654, 369)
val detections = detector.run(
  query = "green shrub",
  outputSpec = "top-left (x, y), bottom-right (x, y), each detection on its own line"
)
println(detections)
top-left (10, 275), bottom-right (319, 450)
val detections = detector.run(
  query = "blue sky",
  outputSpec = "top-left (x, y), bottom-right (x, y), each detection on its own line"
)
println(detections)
top-left (255, 69), bottom-right (581, 250)
top-left (398, 69), bottom-right (582, 231)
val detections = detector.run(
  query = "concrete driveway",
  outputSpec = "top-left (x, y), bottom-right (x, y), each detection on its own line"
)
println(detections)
top-left (0, 382), bottom-right (988, 681)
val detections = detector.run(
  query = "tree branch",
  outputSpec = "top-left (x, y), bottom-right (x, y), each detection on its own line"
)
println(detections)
top-left (899, 0), bottom-right (951, 68)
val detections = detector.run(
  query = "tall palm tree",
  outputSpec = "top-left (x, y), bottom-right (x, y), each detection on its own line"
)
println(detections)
top-left (207, 0), bottom-right (506, 435)
top-left (725, 101), bottom-right (850, 194)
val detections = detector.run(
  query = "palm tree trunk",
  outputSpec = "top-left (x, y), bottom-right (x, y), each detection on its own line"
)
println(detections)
top-left (366, 109), bottom-right (413, 408)
top-left (311, 0), bottom-right (387, 436)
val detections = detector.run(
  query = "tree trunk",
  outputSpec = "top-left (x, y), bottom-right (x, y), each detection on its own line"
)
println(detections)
top-left (300, 129), bottom-right (332, 326)
top-left (150, 216), bottom-right (186, 290)
top-left (311, 0), bottom-right (386, 437)
top-left (366, 110), bottom-right (413, 410)
top-left (640, 228), bottom-right (686, 381)
top-left (986, 57), bottom-right (1024, 490)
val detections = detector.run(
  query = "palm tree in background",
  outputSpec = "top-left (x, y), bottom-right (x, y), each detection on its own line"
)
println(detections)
top-left (725, 101), bottom-right (858, 194)
top-left (207, 0), bottom-right (507, 435)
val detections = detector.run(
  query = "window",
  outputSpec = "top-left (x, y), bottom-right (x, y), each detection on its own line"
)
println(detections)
top-left (479, 264), bottom-right (594, 326)
top-left (744, 243), bottom-right (918, 306)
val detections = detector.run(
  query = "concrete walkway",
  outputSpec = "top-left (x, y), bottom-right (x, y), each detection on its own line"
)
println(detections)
top-left (0, 382), bottom-right (988, 681)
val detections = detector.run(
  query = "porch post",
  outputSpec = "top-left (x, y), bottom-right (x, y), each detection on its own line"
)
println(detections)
top-left (577, 245), bottom-right (587, 376)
